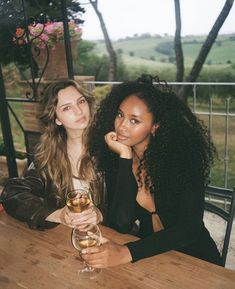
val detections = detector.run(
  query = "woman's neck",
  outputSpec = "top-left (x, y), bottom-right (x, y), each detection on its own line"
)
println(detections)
top-left (67, 134), bottom-right (83, 161)
top-left (132, 145), bottom-right (147, 160)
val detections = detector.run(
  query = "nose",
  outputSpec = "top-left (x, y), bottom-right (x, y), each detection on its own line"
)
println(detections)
top-left (74, 105), bottom-right (82, 115)
top-left (117, 118), bottom-right (128, 132)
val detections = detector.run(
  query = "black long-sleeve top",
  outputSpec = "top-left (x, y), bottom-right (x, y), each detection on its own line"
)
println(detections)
top-left (105, 158), bottom-right (222, 266)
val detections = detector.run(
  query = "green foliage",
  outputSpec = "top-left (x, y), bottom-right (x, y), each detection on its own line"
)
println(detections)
top-left (155, 41), bottom-right (174, 56)
top-left (125, 65), bottom-right (176, 82)
top-left (74, 40), bottom-right (130, 81)
top-left (74, 40), bottom-right (110, 80)
top-left (129, 51), bottom-right (135, 57)
top-left (196, 68), bottom-right (235, 101)
top-left (116, 48), bottom-right (123, 54)
top-left (94, 85), bottom-right (112, 102)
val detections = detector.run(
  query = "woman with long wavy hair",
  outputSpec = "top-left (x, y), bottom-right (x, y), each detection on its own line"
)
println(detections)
top-left (81, 74), bottom-right (222, 268)
top-left (1, 79), bottom-right (102, 230)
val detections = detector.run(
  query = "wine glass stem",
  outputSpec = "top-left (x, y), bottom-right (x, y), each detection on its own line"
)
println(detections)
top-left (81, 261), bottom-right (94, 272)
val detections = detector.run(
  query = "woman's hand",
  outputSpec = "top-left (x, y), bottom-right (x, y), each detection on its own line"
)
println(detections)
top-left (81, 238), bottom-right (132, 268)
top-left (105, 132), bottom-right (132, 159)
top-left (46, 204), bottom-right (103, 228)
top-left (69, 205), bottom-right (103, 228)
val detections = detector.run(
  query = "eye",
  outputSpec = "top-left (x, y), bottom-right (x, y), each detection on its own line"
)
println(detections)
top-left (78, 97), bottom-right (86, 105)
top-left (130, 119), bottom-right (140, 124)
top-left (116, 111), bottom-right (123, 118)
top-left (62, 106), bottom-right (71, 111)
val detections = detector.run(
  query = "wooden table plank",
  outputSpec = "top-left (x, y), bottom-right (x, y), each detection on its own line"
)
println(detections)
top-left (0, 211), bottom-right (234, 289)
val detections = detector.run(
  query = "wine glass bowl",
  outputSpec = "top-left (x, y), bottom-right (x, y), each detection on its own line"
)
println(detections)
top-left (66, 189), bottom-right (91, 213)
top-left (72, 223), bottom-right (101, 250)
top-left (71, 224), bottom-right (102, 279)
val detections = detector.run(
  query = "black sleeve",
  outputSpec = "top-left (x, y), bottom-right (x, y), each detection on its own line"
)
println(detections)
top-left (0, 164), bottom-right (58, 230)
top-left (106, 158), bottom-right (138, 233)
top-left (126, 166), bottom-right (205, 262)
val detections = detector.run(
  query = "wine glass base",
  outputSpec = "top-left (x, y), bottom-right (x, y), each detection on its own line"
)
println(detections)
top-left (78, 266), bottom-right (101, 279)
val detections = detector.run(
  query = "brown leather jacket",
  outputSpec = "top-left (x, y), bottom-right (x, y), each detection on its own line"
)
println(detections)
top-left (0, 164), bottom-right (63, 230)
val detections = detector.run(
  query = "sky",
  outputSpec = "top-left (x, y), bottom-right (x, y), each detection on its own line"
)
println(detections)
top-left (78, 0), bottom-right (235, 40)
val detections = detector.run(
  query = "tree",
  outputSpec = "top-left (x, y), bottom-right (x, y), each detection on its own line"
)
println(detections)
top-left (174, 0), bottom-right (184, 83)
top-left (88, 0), bottom-right (117, 81)
top-left (174, 0), bottom-right (234, 102)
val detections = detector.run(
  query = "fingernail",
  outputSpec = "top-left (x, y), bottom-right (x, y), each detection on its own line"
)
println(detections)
top-left (81, 249), bottom-right (87, 254)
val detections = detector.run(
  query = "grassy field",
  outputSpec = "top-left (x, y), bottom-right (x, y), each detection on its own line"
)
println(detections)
top-left (193, 106), bottom-right (235, 188)
top-left (95, 34), bottom-right (235, 74)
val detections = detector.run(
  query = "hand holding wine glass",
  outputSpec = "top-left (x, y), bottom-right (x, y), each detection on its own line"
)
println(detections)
top-left (71, 223), bottom-right (102, 279)
top-left (66, 189), bottom-right (91, 213)
top-left (65, 189), bottom-right (103, 228)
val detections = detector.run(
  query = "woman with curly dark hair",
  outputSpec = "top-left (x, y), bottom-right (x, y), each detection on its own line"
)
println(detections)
top-left (81, 74), bottom-right (222, 268)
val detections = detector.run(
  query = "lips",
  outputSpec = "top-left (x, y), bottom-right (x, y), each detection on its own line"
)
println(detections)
top-left (76, 116), bottom-right (86, 123)
top-left (117, 133), bottom-right (129, 141)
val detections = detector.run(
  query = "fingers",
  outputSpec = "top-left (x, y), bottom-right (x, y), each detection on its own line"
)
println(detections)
top-left (67, 206), bottom-right (102, 227)
top-left (81, 245), bottom-right (103, 255)
top-left (101, 237), bottom-right (109, 244)
top-left (62, 204), bottom-right (103, 227)
top-left (81, 246), bottom-right (106, 268)
top-left (105, 131), bottom-right (117, 143)
top-left (71, 208), bottom-right (98, 226)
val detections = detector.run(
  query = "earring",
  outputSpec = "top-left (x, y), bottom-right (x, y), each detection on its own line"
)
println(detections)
top-left (152, 124), bottom-right (159, 137)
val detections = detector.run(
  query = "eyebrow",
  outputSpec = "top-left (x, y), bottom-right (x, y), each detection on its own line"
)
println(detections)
top-left (58, 95), bottom-right (85, 108)
top-left (118, 108), bottom-right (140, 118)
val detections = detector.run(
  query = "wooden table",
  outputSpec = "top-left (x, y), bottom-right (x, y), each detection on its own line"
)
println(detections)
top-left (0, 211), bottom-right (234, 289)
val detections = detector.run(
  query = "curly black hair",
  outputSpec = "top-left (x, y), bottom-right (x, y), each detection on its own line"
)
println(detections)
top-left (89, 74), bottom-right (216, 195)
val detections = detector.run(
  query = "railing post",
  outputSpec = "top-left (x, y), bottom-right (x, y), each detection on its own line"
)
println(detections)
top-left (224, 98), bottom-right (230, 188)
top-left (193, 84), bottom-right (197, 112)
top-left (0, 65), bottom-right (18, 177)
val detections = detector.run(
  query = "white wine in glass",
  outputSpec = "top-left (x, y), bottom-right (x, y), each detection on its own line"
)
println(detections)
top-left (66, 189), bottom-right (91, 213)
top-left (71, 224), bottom-right (102, 279)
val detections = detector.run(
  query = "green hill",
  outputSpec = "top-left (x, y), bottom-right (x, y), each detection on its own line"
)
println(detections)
top-left (94, 34), bottom-right (235, 69)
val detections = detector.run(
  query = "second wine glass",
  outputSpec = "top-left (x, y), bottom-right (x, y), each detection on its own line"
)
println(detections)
top-left (71, 223), bottom-right (102, 279)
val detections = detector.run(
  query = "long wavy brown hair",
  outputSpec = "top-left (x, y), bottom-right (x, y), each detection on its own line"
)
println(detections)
top-left (34, 79), bottom-right (99, 203)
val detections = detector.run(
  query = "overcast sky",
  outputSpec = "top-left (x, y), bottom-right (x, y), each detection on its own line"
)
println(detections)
top-left (78, 0), bottom-right (235, 40)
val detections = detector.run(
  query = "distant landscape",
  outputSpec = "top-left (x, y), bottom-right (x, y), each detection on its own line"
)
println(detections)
top-left (93, 33), bottom-right (235, 81)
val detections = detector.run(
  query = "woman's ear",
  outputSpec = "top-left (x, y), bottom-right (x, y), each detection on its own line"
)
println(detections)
top-left (55, 118), bottom-right (62, 126)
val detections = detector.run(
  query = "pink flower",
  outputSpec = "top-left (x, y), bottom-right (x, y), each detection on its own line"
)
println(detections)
top-left (14, 20), bottom-right (82, 49)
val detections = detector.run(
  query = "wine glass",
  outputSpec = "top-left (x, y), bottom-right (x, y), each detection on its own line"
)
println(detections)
top-left (66, 189), bottom-right (91, 213)
top-left (71, 224), bottom-right (102, 279)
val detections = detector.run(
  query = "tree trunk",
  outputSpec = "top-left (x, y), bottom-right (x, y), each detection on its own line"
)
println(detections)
top-left (174, 0), bottom-right (184, 85)
top-left (89, 0), bottom-right (117, 81)
top-left (177, 0), bottom-right (234, 102)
